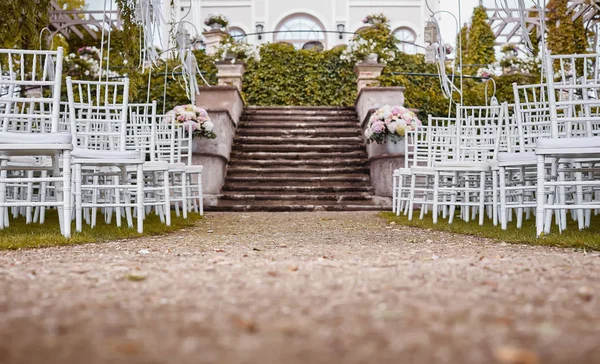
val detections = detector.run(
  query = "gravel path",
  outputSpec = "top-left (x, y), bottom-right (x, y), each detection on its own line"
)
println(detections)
top-left (1, 212), bottom-right (599, 364)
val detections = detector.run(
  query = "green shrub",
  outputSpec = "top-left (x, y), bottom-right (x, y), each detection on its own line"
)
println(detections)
top-left (242, 43), bottom-right (357, 106)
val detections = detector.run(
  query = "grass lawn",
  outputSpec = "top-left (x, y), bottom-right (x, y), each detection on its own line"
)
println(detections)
top-left (0, 212), bottom-right (202, 250)
top-left (380, 211), bottom-right (600, 251)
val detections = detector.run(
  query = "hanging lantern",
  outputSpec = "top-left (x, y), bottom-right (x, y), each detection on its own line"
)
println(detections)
top-left (424, 21), bottom-right (438, 44)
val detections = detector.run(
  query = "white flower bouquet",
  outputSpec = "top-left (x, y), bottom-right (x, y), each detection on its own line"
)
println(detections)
top-left (166, 104), bottom-right (216, 139)
top-left (364, 105), bottom-right (421, 144)
top-left (340, 38), bottom-right (395, 64)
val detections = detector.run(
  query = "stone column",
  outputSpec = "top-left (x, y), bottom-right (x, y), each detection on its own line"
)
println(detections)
top-left (202, 29), bottom-right (228, 56)
top-left (353, 63), bottom-right (385, 92)
top-left (215, 62), bottom-right (246, 92)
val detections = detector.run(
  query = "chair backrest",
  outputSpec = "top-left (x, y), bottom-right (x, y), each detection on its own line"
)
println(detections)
top-left (0, 48), bottom-right (64, 133)
top-left (154, 113), bottom-right (194, 165)
top-left (544, 52), bottom-right (600, 138)
top-left (127, 101), bottom-right (157, 160)
top-left (66, 77), bottom-right (129, 151)
top-left (456, 104), bottom-right (507, 162)
top-left (512, 83), bottom-right (554, 152)
top-left (427, 116), bottom-right (457, 166)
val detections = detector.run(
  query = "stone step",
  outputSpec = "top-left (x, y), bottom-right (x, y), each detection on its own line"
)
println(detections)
top-left (238, 121), bottom-right (360, 129)
top-left (244, 106), bottom-right (356, 114)
top-left (207, 200), bottom-right (383, 212)
top-left (229, 158), bottom-right (368, 167)
top-left (222, 185), bottom-right (374, 193)
top-left (221, 193), bottom-right (373, 201)
top-left (236, 128), bottom-right (361, 137)
top-left (232, 144), bottom-right (366, 153)
top-left (233, 136), bottom-right (364, 145)
top-left (241, 115), bottom-right (358, 122)
top-left (226, 166), bottom-right (370, 175)
top-left (225, 175), bottom-right (370, 184)
top-left (229, 151), bottom-right (368, 160)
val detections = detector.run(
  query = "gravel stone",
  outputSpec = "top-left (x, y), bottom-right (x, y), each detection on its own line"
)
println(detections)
top-left (0, 212), bottom-right (599, 364)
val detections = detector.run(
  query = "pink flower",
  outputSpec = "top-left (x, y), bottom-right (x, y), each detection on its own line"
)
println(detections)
top-left (402, 112), bottom-right (413, 122)
top-left (182, 120), bottom-right (199, 132)
top-left (371, 121), bottom-right (385, 134)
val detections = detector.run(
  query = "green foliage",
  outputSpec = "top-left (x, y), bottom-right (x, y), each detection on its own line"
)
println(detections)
top-left (0, 0), bottom-right (51, 49)
top-left (547, 0), bottom-right (589, 55)
top-left (242, 43), bottom-right (356, 107)
top-left (465, 6), bottom-right (496, 69)
top-left (380, 53), bottom-right (538, 121)
top-left (455, 24), bottom-right (469, 66)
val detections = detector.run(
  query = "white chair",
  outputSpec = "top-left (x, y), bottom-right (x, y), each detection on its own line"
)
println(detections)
top-left (66, 77), bottom-right (145, 233)
top-left (535, 52), bottom-right (600, 236)
top-left (432, 104), bottom-right (507, 226)
top-left (0, 47), bottom-right (72, 237)
top-left (127, 101), bottom-right (171, 226)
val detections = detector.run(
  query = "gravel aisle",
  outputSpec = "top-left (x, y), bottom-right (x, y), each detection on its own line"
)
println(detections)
top-left (1, 212), bottom-right (599, 364)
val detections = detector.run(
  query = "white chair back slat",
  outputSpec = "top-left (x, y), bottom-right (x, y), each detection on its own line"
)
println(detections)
top-left (66, 77), bottom-right (130, 152)
top-left (0, 47), bottom-right (64, 134)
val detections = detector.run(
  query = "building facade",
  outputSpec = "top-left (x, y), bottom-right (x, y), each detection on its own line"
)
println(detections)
top-left (162, 0), bottom-right (440, 53)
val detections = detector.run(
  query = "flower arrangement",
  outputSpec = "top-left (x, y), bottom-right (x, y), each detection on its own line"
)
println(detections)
top-left (340, 38), bottom-right (395, 64)
top-left (476, 67), bottom-right (494, 80)
top-left (204, 14), bottom-right (228, 28)
top-left (166, 104), bottom-right (216, 139)
top-left (215, 38), bottom-right (259, 63)
top-left (364, 105), bottom-right (422, 144)
top-left (362, 13), bottom-right (389, 26)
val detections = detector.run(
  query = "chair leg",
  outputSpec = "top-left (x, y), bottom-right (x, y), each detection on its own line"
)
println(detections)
top-left (75, 163), bottom-right (83, 233)
top-left (408, 174), bottom-right (416, 220)
top-left (0, 163), bottom-right (8, 229)
top-left (536, 155), bottom-right (546, 237)
top-left (136, 164), bottom-right (144, 233)
top-left (163, 170), bottom-right (171, 226)
top-left (499, 167), bottom-right (508, 230)
top-left (479, 171), bottom-right (486, 226)
top-left (432, 172), bottom-right (440, 224)
top-left (492, 170), bottom-right (498, 226)
top-left (62, 151), bottom-right (71, 238)
top-left (181, 172), bottom-right (188, 219)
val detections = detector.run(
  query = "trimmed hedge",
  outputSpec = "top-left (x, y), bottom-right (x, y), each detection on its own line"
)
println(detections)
top-left (242, 43), bottom-right (357, 107)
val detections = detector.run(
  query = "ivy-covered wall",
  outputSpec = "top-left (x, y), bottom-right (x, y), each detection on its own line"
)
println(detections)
top-left (242, 43), bottom-right (357, 107)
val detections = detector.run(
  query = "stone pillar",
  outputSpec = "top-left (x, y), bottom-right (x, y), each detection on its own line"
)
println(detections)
top-left (202, 29), bottom-right (228, 56)
top-left (355, 87), bottom-right (407, 200)
top-left (353, 63), bottom-right (385, 92)
top-left (215, 62), bottom-right (246, 92)
top-left (194, 86), bottom-right (245, 206)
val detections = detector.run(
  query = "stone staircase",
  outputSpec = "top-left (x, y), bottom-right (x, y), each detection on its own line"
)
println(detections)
top-left (209, 106), bottom-right (384, 211)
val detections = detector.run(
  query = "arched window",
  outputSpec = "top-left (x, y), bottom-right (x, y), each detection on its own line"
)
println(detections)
top-left (394, 27), bottom-right (417, 54)
top-left (228, 27), bottom-right (247, 43)
top-left (275, 14), bottom-right (326, 49)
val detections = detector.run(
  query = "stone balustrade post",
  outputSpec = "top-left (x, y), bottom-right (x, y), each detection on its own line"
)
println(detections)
top-left (215, 62), bottom-right (246, 92)
top-left (202, 29), bottom-right (228, 56)
top-left (353, 63), bottom-right (386, 93)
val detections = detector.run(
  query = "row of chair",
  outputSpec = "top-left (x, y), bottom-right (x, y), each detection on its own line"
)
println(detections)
top-left (0, 47), bottom-right (204, 238)
top-left (393, 51), bottom-right (600, 236)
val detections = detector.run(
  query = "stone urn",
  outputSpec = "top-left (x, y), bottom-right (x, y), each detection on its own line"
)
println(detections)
top-left (384, 134), bottom-right (405, 154)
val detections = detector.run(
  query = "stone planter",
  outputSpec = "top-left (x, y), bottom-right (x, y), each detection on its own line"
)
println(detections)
top-left (194, 86), bottom-right (245, 206)
top-left (209, 23), bottom-right (223, 30)
top-left (215, 62), bottom-right (246, 92)
top-left (355, 87), bottom-right (408, 199)
top-left (353, 62), bottom-right (385, 93)
top-left (385, 135), bottom-right (405, 154)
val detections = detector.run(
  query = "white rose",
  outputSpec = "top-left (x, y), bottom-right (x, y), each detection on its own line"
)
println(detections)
top-left (386, 121), bottom-right (398, 133)
top-left (203, 121), bottom-right (215, 132)
top-left (364, 128), bottom-right (373, 139)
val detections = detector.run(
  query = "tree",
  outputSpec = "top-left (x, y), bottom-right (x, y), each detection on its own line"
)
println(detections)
top-left (0, 0), bottom-right (51, 49)
top-left (455, 23), bottom-right (469, 68)
top-left (546, 0), bottom-right (588, 55)
top-left (465, 6), bottom-right (496, 68)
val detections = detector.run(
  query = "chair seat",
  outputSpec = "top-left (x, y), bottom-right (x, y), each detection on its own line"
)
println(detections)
top-left (536, 137), bottom-right (600, 157)
top-left (185, 165), bottom-right (203, 174)
top-left (72, 147), bottom-right (143, 161)
top-left (410, 166), bottom-right (435, 175)
top-left (168, 162), bottom-right (186, 173)
top-left (7, 156), bottom-right (54, 169)
top-left (434, 161), bottom-right (491, 172)
top-left (496, 152), bottom-right (537, 166)
top-left (0, 132), bottom-right (72, 145)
